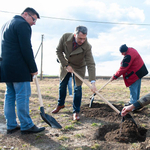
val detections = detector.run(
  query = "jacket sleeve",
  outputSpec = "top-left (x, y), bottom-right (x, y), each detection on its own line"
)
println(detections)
top-left (113, 55), bottom-right (132, 79)
top-left (56, 34), bottom-right (68, 67)
top-left (134, 93), bottom-right (150, 109)
top-left (85, 47), bottom-right (96, 81)
top-left (16, 22), bottom-right (37, 73)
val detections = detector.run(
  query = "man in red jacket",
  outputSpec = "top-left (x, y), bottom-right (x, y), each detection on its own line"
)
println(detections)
top-left (111, 44), bottom-right (148, 107)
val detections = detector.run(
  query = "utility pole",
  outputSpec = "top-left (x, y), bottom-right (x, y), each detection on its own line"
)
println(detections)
top-left (40, 34), bottom-right (44, 80)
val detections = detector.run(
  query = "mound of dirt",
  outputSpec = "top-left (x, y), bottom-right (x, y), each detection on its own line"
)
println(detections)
top-left (81, 102), bottom-right (147, 143)
top-left (108, 120), bottom-right (146, 143)
top-left (81, 103), bottom-right (123, 122)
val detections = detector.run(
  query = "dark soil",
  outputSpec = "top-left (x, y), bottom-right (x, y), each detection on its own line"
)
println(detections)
top-left (1, 79), bottom-right (150, 150)
top-left (81, 103), bottom-right (148, 143)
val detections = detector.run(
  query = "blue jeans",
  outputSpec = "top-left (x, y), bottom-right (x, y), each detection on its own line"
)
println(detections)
top-left (58, 73), bottom-right (82, 113)
top-left (67, 76), bottom-right (72, 95)
top-left (129, 79), bottom-right (141, 104)
top-left (4, 82), bottom-right (34, 130)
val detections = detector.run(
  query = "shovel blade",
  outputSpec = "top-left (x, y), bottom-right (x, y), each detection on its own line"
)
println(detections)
top-left (89, 93), bottom-right (96, 108)
top-left (122, 113), bottom-right (137, 128)
top-left (40, 107), bottom-right (62, 129)
top-left (89, 96), bottom-right (94, 108)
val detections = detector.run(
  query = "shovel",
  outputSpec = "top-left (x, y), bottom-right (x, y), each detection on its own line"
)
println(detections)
top-left (73, 71), bottom-right (137, 127)
top-left (34, 75), bottom-right (62, 129)
top-left (89, 78), bottom-right (112, 108)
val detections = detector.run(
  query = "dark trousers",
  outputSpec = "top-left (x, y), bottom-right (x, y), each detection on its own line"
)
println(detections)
top-left (58, 72), bottom-right (82, 113)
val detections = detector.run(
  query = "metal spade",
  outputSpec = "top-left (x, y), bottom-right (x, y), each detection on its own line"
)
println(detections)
top-left (89, 78), bottom-right (111, 107)
top-left (34, 75), bottom-right (62, 129)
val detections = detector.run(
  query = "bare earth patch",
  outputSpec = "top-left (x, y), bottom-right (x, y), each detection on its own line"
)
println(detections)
top-left (81, 103), bottom-right (147, 143)
top-left (0, 78), bottom-right (150, 150)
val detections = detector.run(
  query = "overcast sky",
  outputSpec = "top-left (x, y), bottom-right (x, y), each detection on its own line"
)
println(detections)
top-left (0, 0), bottom-right (150, 76)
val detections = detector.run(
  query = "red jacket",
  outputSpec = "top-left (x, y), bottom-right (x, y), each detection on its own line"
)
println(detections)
top-left (113, 48), bottom-right (148, 87)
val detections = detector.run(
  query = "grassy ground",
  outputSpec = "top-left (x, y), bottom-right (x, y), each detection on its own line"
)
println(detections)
top-left (0, 78), bottom-right (150, 150)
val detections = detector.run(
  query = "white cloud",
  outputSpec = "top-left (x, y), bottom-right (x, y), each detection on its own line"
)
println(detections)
top-left (96, 60), bottom-right (121, 76)
top-left (83, 1), bottom-right (145, 23)
top-left (144, 0), bottom-right (150, 5)
top-left (90, 24), bottom-right (150, 56)
top-left (0, 0), bottom-right (149, 76)
top-left (34, 23), bottom-right (150, 76)
top-left (127, 7), bottom-right (145, 22)
top-left (32, 35), bottom-right (60, 75)
top-left (88, 24), bottom-right (150, 76)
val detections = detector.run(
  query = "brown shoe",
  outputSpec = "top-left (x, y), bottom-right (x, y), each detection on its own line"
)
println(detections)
top-left (52, 105), bottom-right (65, 113)
top-left (73, 113), bottom-right (80, 121)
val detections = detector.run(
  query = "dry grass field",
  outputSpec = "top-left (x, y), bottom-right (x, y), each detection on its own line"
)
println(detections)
top-left (0, 77), bottom-right (150, 150)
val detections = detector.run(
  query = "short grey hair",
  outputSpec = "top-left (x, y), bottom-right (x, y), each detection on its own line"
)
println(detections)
top-left (74, 26), bottom-right (87, 35)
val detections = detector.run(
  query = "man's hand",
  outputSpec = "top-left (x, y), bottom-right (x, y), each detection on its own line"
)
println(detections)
top-left (66, 66), bottom-right (73, 73)
top-left (121, 104), bottom-right (135, 116)
top-left (91, 82), bottom-right (97, 93)
top-left (31, 71), bottom-right (38, 76)
top-left (110, 76), bottom-right (115, 81)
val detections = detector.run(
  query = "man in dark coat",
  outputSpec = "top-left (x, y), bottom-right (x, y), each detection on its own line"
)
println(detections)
top-left (0, 7), bottom-right (45, 134)
top-left (111, 44), bottom-right (148, 107)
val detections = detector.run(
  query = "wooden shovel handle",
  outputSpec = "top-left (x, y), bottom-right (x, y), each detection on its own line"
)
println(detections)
top-left (73, 71), bottom-right (120, 114)
top-left (91, 78), bottom-right (112, 97)
top-left (97, 78), bottom-right (112, 92)
top-left (34, 75), bottom-right (43, 107)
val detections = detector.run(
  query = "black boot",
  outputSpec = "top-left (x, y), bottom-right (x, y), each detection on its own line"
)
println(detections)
top-left (21, 125), bottom-right (45, 134)
top-left (7, 125), bottom-right (20, 134)
top-left (124, 102), bottom-right (132, 106)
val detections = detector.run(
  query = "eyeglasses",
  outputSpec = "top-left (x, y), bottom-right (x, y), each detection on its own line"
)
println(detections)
top-left (28, 13), bottom-right (36, 23)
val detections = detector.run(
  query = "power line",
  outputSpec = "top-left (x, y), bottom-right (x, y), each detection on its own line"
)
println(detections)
top-left (1, 10), bottom-right (150, 26)
top-left (41, 16), bottom-right (150, 26)
top-left (0, 10), bottom-right (19, 15)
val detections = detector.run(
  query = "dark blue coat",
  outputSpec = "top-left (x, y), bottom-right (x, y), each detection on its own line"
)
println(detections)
top-left (0, 15), bottom-right (37, 82)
